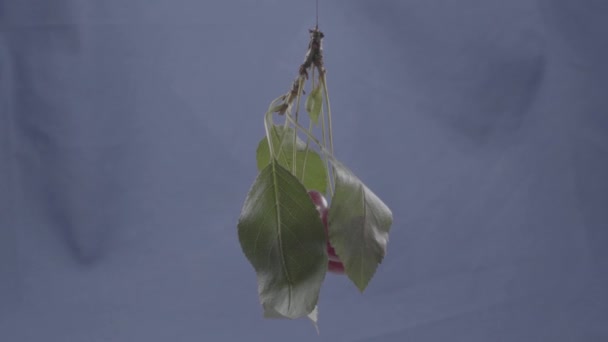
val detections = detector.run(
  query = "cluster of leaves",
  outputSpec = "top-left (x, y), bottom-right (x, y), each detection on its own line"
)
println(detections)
top-left (237, 32), bottom-right (393, 330)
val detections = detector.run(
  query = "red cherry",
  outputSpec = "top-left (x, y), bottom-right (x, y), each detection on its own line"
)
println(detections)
top-left (307, 190), bottom-right (328, 212)
top-left (321, 208), bottom-right (340, 261)
top-left (321, 208), bottom-right (328, 233)
top-left (326, 244), bottom-right (340, 262)
top-left (308, 190), bottom-right (344, 275)
top-left (327, 246), bottom-right (339, 261)
top-left (328, 260), bottom-right (345, 274)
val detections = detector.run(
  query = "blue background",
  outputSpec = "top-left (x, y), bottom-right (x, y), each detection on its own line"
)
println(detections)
top-left (1, 1), bottom-right (607, 341)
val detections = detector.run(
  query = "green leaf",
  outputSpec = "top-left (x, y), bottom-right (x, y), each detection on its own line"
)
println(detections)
top-left (270, 103), bottom-right (287, 114)
top-left (327, 161), bottom-right (393, 292)
top-left (256, 125), bottom-right (328, 193)
top-left (237, 159), bottom-right (328, 319)
top-left (295, 150), bottom-right (327, 194)
top-left (256, 125), bottom-right (305, 172)
top-left (305, 84), bottom-right (323, 125)
top-left (256, 125), bottom-right (304, 171)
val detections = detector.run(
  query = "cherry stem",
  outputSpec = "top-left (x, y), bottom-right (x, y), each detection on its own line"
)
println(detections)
top-left (291, 78), bottom-right (305, 175)
top-left (283, 110), bottom-right (341, 173)
top-left (263, 32), bottom-right (337, 197)
top-left (301, 67), bottom-right (316, 182)
top-left (320, 74), bottom-right (334, 155)
top-left (266, 91), bottom-right (339, 173)
top-left (320, 74), bottom-right (336, 192)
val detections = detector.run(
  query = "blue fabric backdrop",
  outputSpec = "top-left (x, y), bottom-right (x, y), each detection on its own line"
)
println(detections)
top-left (1, 1), bottom-right (607, 341)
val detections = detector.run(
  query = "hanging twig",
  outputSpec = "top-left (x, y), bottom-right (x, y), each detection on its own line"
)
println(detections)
top-left (275, 27), bottom-right (325, 115)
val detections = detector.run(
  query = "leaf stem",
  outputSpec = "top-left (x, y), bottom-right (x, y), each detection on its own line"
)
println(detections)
top-left (264, 96), bottom-right (285, 159)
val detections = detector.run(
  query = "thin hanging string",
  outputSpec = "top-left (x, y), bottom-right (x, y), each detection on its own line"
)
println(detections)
top-left (316, 0), bottom-right (319, 28)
